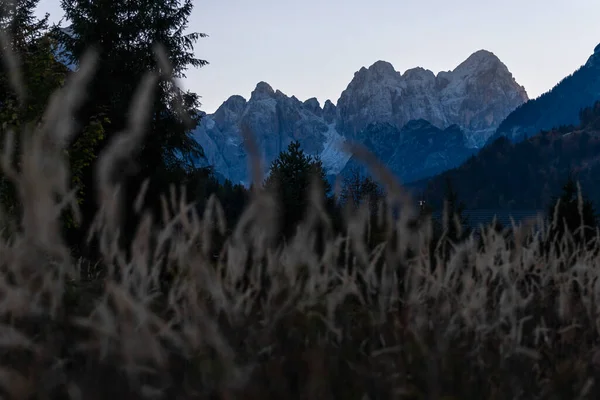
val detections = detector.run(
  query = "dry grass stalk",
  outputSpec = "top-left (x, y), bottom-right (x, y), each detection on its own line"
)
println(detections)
top-left (2, 33), bottom-right (600, 399)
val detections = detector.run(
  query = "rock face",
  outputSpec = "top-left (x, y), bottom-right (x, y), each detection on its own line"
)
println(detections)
top-left (336, 50), bottom-right (528, 147)
top-left (191, 49), bottom-right (528, 185)
top-left (340, 120), bottom-right (478, 183)
top-left (192, 83), bottom-right (347, 186)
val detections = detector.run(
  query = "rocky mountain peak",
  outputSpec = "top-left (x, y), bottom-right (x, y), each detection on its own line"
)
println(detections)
top-left (323, 100), bottom-right (337, 124)
top-left (303, 97), bottom-right (322, 115)
top-left (368, 60), bottom-right (397, 76)
top-left (403, 67), bottom-right (436, 82)
top-left (221, 95), bottom-right (247, 111)
top-left (335, 60), bottom-right (404, 138)
top-left (251, 81), bottom-right (275, 100)
top-left (452, 49), bottom-right (506, 77)
top-left (462, 49), bottom-right (501, 64)
top-left (324, 99), bottom-right (335, 106)
top-left (336, 50), bottom-right (527, 145)
top-left (212, 95), bottom-right (247, 127)
top-left (352, 61), bottom-right (401, 85)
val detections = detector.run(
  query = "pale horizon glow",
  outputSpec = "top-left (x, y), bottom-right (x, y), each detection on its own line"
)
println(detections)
top-left (37, 0), bottom-right (600, 114)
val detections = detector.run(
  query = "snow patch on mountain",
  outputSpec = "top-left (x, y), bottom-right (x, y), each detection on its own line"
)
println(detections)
top-left (204, 117), bottom-right (215, 130)
top-left (319, 124), bottom-right (351, 175)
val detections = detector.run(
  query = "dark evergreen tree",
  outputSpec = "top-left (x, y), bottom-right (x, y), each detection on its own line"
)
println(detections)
top-left (339, 167), bottom-right (384, 213)
top-left (0, 0), bottom-right (105, 232)
top-left (546, 174), bottom-right (598, 248)
top-left (264, 140), bottom-right (331, 240)
top-left (55, 0), bottom-right (209, 257)
top-left (336, 166), bottom-right (388, 250)
top-left (428, 177), bottom-right (471, 266)
top-left (189, 167), bottom-right (249, 233)
top-left (0, 0), bottom-right (48, 51)
top-left (0, 0), bottom-right (60, 126)
top-left (579, 101), bottom-right (600, 129)
top-left (442, 176), bottom-right (469, 239)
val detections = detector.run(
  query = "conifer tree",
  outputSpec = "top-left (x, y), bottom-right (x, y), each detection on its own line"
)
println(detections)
top-left (429, 177), bottom-right (471, 265)
top-left (442, 176), bottom-right (470, 241)
top-left (339, 167), bottom-right (384, 213)
top-left (0, 0), bottom-right (105, 230)
top-left (265, 140), bottom-right (331, 239)
top-left (56, 0), bottom-right (209, 255)
top-left (0, 0), bottom-right (59, 124)
top-left (547, 174), bottom-right (598, 247)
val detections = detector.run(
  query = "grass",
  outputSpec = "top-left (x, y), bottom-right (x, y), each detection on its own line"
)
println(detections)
top-left (1, 44), bottom-right (600, 400)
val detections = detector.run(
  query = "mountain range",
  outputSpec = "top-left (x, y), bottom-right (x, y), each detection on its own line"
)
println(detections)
top-left (50, 30), bottom-right (600, 211)
top-left (410, 43), bottom-right (600, 211)
top-left (192, 50), bottom-right (528, 185)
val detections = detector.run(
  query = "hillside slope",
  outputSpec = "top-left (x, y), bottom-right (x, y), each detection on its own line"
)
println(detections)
top-left (421, 102), bottom-right (600, 210)
top-left (488, 43), bottom-right (600, 144)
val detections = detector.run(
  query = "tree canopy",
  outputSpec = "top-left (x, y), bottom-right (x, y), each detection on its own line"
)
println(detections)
top-left (55, 0), bottom-right (210, 255)
top-left (546, 174), bottom-right (598, 247)
top-left (265, 140), bottom-right (331, 239)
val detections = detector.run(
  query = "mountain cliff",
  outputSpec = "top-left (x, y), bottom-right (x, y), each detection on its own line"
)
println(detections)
top-left (193, 50), bottom-right (527, 185)
top-left (336, 50), bottom-right (527, 147)
top-left (192, 85), bottom-right (349, 186)
top-left (340, 120), bottom-right (478, 183)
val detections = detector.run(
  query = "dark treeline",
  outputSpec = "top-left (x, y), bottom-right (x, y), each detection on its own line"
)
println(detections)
top-left (422, 100), bottom-right (600, 210)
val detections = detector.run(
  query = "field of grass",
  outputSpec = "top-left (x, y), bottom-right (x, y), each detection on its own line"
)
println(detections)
top-left (1, 50), bottom-right (600, 400)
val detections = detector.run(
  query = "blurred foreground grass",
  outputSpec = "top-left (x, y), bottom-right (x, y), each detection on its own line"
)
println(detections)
top-left (0, 45), bottom-right (599, 400)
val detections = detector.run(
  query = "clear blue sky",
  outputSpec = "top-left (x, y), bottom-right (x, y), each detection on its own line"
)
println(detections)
top-left (37, 0), bottom-right (600, 114)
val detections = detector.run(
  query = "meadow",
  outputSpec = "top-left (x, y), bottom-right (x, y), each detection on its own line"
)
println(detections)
top-left (0, 49), bottom-right (599, 400)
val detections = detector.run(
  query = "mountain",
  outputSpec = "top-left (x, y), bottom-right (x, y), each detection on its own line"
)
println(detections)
top-left (488, 43), bottom-right (600, 144)
top-left (193, 50), bottom-right (527, 185)
top-left (420, 101), bottom-right (600, 211)
top-left (192, 85), bottom-right (349, 186)
top-left (336, 51), bottom-right (528, 147)
top-left (340, 120), bottom-right (478, 183)
top-left (47, 34), bottom-right (527, 186)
